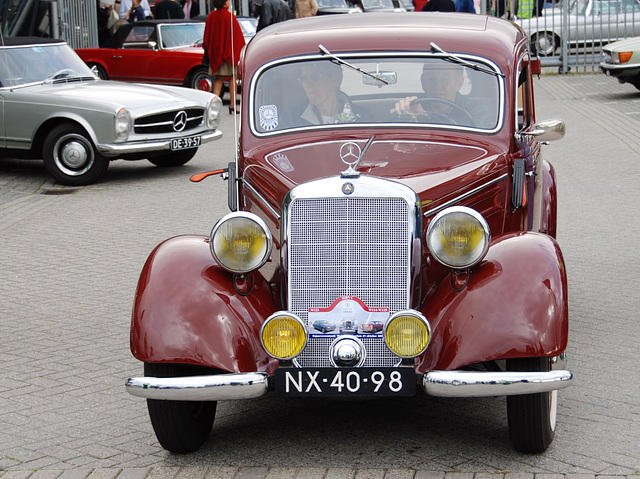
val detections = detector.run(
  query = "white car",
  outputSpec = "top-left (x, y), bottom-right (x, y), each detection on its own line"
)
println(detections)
top-left (0, 37), bottom-right (222, 185)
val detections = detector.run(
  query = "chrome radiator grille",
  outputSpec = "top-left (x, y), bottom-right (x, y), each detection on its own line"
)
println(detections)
top-left (287, 196), bottom-right (411, 368)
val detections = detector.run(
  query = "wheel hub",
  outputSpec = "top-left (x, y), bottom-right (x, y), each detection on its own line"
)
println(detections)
top-left (61, 140), bottom-right (89, 169)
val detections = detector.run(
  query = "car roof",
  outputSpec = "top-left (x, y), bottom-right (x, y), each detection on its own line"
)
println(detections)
top-left (0, 36), bottom-right (66, 48)
top-left (242, 13), bottom-right (526, 75)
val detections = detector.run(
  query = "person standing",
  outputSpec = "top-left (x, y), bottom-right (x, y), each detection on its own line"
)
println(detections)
top-left (154, 0), bottom-right (185, 18)
top-left (294, 0), bottom-right (317, 17)
top-left (203, 0), bottom-right (246, 113)
top-left (455, 0), bottom-right (475, 12)
top-left (180, 0), bottom-right (200, 18)
top-left (118, 0), bottom-right (151, 18)
top-left (253, 0), bottom-right (292, 31)
top-left (420, 0), bottom-right (454, 10)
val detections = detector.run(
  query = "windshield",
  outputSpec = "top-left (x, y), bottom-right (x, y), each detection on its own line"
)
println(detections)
top-left (317, 0), bottom-right (351, 7)
top-left (362, 0), bottom-right (396, 8)
top-left (252, 56), bottom-right (503, 134)
top-left (0, 43), bottom-right (94, 87)
top-left (157, 23), bottom-right (205, 48)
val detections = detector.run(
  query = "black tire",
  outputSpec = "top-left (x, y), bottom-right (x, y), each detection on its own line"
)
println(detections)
top-left (145, 362), bottom-right (217, 453)
top-left (188, 66), bottom-right (212, 92)
top-left (629, 75), bottom-right (640, 91)
top-left (88, 63), bottom-right (108, 80)
top-left (148, 148), bottom-right (198, 167)
top-left (42, 123), bottom-right (109, 186)
top-left (531, 32), bottom-right (558, 57)
top-left (506, 357), bottom-right (557, 453)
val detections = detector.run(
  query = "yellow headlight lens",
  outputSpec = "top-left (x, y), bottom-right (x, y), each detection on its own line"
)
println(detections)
top-left (261, 313), bottom-right (307, 360)
top-left (384, 311), bottom-right (431, 358)
top-left (210, 212), bottom-right (272, 273)
top-left (426, 206), bottom-right (490, 269)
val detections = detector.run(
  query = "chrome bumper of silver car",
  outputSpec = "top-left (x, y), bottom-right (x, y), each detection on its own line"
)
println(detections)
top-left (125, 372), bottom-right (269, 401)
top-left (98, 129), bottom-right (223, 156)
top-left (423, 369), bottom-right (573, 397)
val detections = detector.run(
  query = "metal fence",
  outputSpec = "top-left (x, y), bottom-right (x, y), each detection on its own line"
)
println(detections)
top-left (487, 0), bottom-right (640, 72)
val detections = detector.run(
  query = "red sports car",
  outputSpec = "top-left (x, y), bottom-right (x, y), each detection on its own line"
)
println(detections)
top-left (76, 20), bottom-right (213, 91)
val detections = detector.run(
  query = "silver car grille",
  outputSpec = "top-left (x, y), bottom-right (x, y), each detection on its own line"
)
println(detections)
top-left (287, 195), bottom-right (412, 368)
top-left (134, 108), bottom-right (204, 134)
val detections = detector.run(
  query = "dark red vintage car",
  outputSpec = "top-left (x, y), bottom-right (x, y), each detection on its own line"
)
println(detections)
top-left (76, 20), bottom-right (212, 91)
top-left (125, 13), bottom-right (572, 454)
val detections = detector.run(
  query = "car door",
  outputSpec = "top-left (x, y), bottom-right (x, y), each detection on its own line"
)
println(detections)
top-left (107, 25), bottom-right (168, 84)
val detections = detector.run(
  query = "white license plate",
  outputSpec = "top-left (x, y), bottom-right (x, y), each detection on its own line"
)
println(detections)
top-left (171, 135), bottom-right (201, 150)
top-left (275, 368), bottom-right (415, 397)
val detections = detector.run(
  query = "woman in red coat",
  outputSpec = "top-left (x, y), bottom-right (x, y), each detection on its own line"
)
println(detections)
top-left (203, 0), bottom-right (246, 113)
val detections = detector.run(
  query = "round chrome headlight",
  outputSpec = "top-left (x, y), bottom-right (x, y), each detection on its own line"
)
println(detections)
top-left (426, 206), bottom-right (490, 269)
top-left (115, 107), bottom-right (132, 141)
top-left (210, 212), bottom-right (272, 273)
top-left (206, 96), bottom-right (222, 129)
top-left (384, 311), bottom-right (431, 358)
top-left (261, 312), bottom-right (307, 360)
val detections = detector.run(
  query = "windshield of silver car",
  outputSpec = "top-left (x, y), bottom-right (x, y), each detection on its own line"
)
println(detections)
top-left (0, 44), bottom-right (95, 87)
top-left (251, 56), bottom-right (503, 134)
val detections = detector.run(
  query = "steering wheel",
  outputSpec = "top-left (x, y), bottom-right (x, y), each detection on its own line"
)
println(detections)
top-left (409, 97), bottom-right (473, 125)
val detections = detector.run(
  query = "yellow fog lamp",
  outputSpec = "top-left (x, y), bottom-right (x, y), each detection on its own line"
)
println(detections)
top-left (426, 206), bottom-right (490, 269)
top-left (210, 212), bottom-right (272, 273)
top-left (260, 312), bottom-right (307, 360)
top-left (384, 311), bottom-right (431, 358)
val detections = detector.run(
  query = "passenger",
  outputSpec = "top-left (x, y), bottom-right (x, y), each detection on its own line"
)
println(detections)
top-left (282, 61), bottom-right (368, 126)
top-left (118, 0), bottom-right (151, 19)
top-left (390, 63), bottom-right (476, 125)
top-left (154, 0), bottom-right (186, 19)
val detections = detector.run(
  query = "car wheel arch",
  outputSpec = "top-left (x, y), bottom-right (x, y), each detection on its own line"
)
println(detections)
top-left (33, 116), bottom-right (99, 155)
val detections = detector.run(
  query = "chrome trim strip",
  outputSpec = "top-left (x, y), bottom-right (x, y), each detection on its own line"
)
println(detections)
top-left (241, 179), bottom-right (281, 220)
top-left (125, 372), bottom-right (269, 401)
top-left (422, 173), bottom-right (508, 218)
top-left (423, 369), bottom-right (573, 398)
top-left (97, 129), bottom-right (222, 156)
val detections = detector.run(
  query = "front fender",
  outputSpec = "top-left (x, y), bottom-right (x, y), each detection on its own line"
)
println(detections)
top-left (130, 235), bottom-right (280, 374)
top-left (418, 231), bottom-right (568, 372)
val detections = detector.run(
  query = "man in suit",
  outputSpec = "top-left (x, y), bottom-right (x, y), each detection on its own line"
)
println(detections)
top-left (180, 0), bottom-right (200, 17)
top-left (154, 0), bottom-right (185, 18)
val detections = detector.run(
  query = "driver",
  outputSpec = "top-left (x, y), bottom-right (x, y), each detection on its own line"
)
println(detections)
top-left (390, 63), bottom-right (474, 125)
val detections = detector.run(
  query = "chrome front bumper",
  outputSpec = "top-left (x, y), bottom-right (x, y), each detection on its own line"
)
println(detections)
top-left (423, 369), bottom-right (573, 397)
top-left (125, 372), bottom-right (269, 401)
top-left (98, 129), bottom-right (222, 157)
top-left (125, 368), bottom-right (572, 401)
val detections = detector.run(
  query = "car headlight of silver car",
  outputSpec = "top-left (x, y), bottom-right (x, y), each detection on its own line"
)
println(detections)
top-left (426, 206), bottom-right (490, 269)
top-left (206, 96), bottom-right (222, 129)
top-left (210, 212), bottom-right (272, 273)
top-left (115, 107), bottom-right (132, 141)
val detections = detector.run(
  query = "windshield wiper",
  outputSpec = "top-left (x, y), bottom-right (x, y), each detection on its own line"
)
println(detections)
top-left (429, 42), bottom-right (504, 78)
top-left (319, 44), bottom-right (389, 84)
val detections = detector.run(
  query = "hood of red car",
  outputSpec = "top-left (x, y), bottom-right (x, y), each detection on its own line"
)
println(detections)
top-left (252, 138), bottom-right (504, 200)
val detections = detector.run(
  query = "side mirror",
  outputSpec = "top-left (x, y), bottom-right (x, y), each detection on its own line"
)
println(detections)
top-left (148, 41), bottom-right (158, 51)
top-left (518, 119), bottom-right (565, 143)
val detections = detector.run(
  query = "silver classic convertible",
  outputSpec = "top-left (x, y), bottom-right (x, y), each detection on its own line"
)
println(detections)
top-left (0, 37), bottom-right (222, 185)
